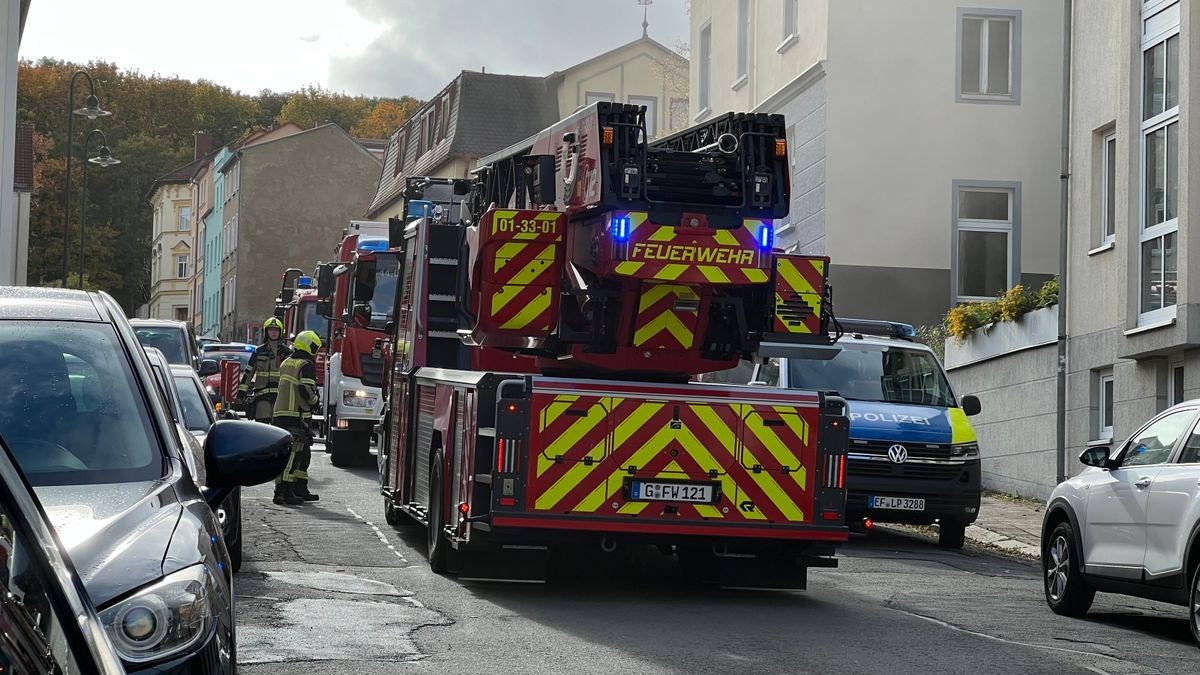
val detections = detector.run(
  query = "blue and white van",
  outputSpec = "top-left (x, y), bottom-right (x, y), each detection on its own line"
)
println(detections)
top-left (705, 319), bottom-right (982, 548)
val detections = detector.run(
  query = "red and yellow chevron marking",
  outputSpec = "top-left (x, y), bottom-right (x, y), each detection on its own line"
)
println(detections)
top-left (525, 394), bottom-right (817, 524)
top-left (772, 255), bottom-right (828, 334)
top-left (633, 284), bottom-right (700, 350)
top-left (478, 209), bottom-right (564, 334)
top-left (611, 213), bottom-right (772, 285)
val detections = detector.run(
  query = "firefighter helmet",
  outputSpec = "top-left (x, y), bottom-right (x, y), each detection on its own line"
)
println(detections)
top-left (263, 317), bottom-right (284, 331)
top-left (293, 330), bottom-right (322, 355)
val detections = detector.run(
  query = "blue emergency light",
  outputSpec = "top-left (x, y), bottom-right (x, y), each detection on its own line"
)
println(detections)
top-left (757, 223), bottom-right (775, 249)
top-left (296, 275), bottom-right (313, 288)
top-left (612, 215), bottom-right (631, 242)
top-left (407, 199), bottom-right (434, 219)
top-left (357, 237), bottom-right (389, 252)
top-left (243, 344), bottom-right (256, 352)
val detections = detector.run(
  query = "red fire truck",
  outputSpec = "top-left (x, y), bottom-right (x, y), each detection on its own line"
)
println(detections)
top-left (317, 220), bottom-right (393, 467)
top-left (378, 103), bottom-right (850, 589)
top-left (275, 269), bottom-right (331, 433)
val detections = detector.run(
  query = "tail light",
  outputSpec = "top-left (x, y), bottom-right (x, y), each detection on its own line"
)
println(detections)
top-left (496, 439), bottom-right (506, 473)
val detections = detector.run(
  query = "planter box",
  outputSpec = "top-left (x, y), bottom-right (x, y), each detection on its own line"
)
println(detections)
top-left (944, 305), bottom-right (1058, 370)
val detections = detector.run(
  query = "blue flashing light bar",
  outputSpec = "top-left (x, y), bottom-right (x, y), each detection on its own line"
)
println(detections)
top-left (296, 275), bottom-right (313, 288)
top-left (838, 318), bottom-right (916, 341)
top-left (244, 344), bottom-right (256, 352)
top-left (612, 215), bottom-right (631, 242)
top-left (757, 223), bottom-right (775, 250)
top-left (407, 199), bottom-right (434, 218)
top-left (357, 237), bottom-right (389, 252)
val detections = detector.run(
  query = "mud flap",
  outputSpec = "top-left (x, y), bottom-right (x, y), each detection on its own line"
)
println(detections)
top-left (454, 545), bottom-right (550, 583)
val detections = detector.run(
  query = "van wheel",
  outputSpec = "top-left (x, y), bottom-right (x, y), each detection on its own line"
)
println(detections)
top-left (427, 450), bottom-right (450, 574)
top-left (1043, 521), bottom-right (1095, 616)
top-left (938, 520), bottom-right (966, 549)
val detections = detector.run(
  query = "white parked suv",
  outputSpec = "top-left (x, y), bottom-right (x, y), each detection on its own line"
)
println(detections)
top-left (1041, 403), bottom-right (1200, 644)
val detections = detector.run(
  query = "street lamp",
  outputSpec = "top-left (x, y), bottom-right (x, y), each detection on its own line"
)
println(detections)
top-left (61, 70), bottom-right (112, 287)
top-left (78, 129), bottom-right (120, 290)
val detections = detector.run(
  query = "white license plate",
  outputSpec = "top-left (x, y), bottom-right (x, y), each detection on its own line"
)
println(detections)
top-left (870, 496), bottom-right (925, 511)
top-left (630, 481), bottom-right (715, 503)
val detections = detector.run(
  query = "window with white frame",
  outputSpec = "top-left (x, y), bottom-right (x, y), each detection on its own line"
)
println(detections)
top-left (1099, 370), bottom-right (1114, 439)
top-left (1139, 1), bottom-right (1179, 322)
top-left (585, 92), bottom-right (613, 106)
top-left (958, 10), bottom-right (1020, 102)
top-left (698, 22), bottom-right (712, 114)
top-left (630, 95), bottom-right (658, 139)
top-left (1100, 131), bottom-right (1116, 245)
top-left (735, 0), bottom-right (749, 85)
top-left (782, 0), bottom-right (798, 45)
top-left (176, 254), bottom-right (188, 279)
top-left (178, 205), bottom-right (191, 232)
top-left (955, 185), bottom-right (1016, 301)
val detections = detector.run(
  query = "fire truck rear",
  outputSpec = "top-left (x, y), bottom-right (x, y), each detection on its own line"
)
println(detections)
top-left (380, 104), bottom-right (848, 588)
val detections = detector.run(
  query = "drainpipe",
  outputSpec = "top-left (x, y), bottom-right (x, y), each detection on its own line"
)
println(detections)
top-left (1055, 0), bottom-right (1073, 485)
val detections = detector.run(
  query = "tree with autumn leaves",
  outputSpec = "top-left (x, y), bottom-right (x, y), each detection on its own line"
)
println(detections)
top-left (17, 58), bottom-right (421, 312)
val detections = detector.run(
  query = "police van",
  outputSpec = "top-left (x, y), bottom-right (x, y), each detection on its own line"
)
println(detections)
top-left (704, 319), bottom-right (982, 548)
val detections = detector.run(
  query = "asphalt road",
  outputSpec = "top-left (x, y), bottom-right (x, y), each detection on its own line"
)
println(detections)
top-left (235, 444), bottom-right (1199, 674)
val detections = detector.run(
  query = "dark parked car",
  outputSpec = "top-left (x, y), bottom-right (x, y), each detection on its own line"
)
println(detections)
top-left (0, 434), bottom-right (126, 673)
top-left (0, 287), bottom-right (291, 672)
top-left (130, 318), bottom-right (201, 372)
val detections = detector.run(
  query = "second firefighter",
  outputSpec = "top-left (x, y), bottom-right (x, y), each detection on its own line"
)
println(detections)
top-left (272, 329), bottom-right (322, 505)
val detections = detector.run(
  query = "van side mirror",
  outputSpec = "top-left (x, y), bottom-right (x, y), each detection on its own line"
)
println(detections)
top-left (199, 359), bottom-right (220, 377)
top-left (317, 300), bottom-right (332, 318)
top-left (389, 216), bottom-right (404, 249)
top-left (353, 303), bottom-right (371, 327)
top-left (531, 154), bottom-right (557, 205)
top-left (279, 268), bottom-right (303, 305)
top-left (961, 394), bottom-right (982, 416)
top-left (1079, 446), bottom-right (1112, 469)
top-left (316, 263), bottom-right (334, 297)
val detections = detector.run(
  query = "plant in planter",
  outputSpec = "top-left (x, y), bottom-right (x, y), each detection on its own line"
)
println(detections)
top-left (944, 278), bottom-right (1059, 342)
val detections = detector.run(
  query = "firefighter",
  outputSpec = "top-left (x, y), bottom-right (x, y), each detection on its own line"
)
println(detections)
top-left (272, 329), bottom-right (322, 505)
top-left (237, 317), bottom-right (291, 423)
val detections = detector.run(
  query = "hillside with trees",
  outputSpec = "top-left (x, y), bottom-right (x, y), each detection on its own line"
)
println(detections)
top-left (16, 58), bottom-right (420, 312)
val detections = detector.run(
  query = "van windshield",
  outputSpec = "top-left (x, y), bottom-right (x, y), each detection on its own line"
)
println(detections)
top-left (788, 344), bottom-right (957, 408)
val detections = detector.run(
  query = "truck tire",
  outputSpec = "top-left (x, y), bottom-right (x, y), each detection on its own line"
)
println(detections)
top-left (328, 428), bottom-right (354, 468)
top-left (353, 431), bottom-right (374, 467)
top-left (427, 450), bottom-right (450, 574)
top-left (384, 496), bottom-right (405, 527)
top-left (938, 520), bottom-right (967, 549)
top-left (1044, 521), bottom-right (1095, 616)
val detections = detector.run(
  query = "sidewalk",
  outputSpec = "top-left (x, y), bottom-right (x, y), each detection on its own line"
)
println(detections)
top-left (966, 493), bottom-right (1044, 558)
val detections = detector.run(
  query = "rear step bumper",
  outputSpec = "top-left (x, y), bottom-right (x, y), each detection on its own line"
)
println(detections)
top-left (490, 514), bottom-right (848, 541)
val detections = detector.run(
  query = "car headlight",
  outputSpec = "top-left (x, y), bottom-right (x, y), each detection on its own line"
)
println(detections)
top-left (99, 564), bottom-right (227, 664)
top-left (951, 442), bottom-right (979, 457)
top-left (343, 390), bottom-right (378, 407)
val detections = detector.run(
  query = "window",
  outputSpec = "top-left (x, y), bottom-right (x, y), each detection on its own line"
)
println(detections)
top-left (735, 0), bottom-right (749, 86)
top-left (176, 254), bottom-right (189, 279)
top-left (1139, 3), bottom-right (1179, 322)
top-left (178, 205), bottom-right (191, 232)
top-left (396, 131), bottom-right (408, 174)
top-left (1100, 131), bottom-right (1116, 245)
top-left (585, 92), bottom-right (614, 106)
top-left (954, 184), bottom-right (1017, 301)
top-left (174, 306), bottom-right (188, 322)
top-left (670, 98), bottom-right (688, 131)
top-left (698, 22), bottom-right (712, 114)
top-left (1170, 364), bottom-right (1185, 407)
top-left (782, 0), bottom-right (798, 44)
top-left (1121, 408), bottom-right (1192, 467)
top-left (153, 206), bottom-right (161, 236)
top-left (173, 373), bottom-right (214, 433)
top-left (958, 10), bottom-right (1020, 102)
top-left (1099, 371), bottom-right (1114, 439)
top-left (630, 95), bottom-right (658, 139)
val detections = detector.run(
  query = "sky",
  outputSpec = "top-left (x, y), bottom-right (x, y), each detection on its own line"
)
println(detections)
top-left (19, 0), bottom-right (691, 99)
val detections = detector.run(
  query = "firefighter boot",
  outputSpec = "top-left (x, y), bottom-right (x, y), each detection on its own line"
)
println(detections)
top-left (294, 479), bottom-right (319, 502)
top-left (273, 482), bottom-right (303, 506)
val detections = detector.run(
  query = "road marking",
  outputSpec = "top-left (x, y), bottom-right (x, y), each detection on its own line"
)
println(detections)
top-left (346, 506), bottom-right (408, 563)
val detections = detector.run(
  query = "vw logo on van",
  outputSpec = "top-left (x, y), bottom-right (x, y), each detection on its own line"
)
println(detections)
top-left (887, 444), bottom-right (909, 464)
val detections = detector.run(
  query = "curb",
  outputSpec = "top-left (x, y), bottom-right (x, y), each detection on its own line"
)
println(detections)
top-left (965, 524), bottom-right (1040, 559)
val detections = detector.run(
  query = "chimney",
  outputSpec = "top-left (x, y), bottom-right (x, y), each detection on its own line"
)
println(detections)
top-left (194, 131), bottom-right (214, 160)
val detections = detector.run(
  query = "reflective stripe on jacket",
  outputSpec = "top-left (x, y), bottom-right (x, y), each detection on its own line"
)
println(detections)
top-left (239, 341), bottom-right (292, 399)
top-left (273, 356), bottom-right (320, 420)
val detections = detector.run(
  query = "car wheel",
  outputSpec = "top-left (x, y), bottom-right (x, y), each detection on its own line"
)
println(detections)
top-left (1190, 562), bottom-right (1200, 646)
top-left (938, 520), bottom-right (967, 549)
top-left (1043, 521), bottom-right (1095, 616)
top-left (428, 450), bottom-right (450, 574)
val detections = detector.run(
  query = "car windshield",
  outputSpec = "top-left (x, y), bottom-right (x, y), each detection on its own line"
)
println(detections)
top-left (172, 374), bottom-right (213, 432)
top-left (0, 322), bottom-right (163, 486)
top-left (132, 326), bottom-right (189, 366)
top-left (788, 344), bottom-right (957, 408)
top-left (203, 349), bottom-right (253, 367)
top-left (353, 256), bottom-right (398, 328)
top-left (300, 302), bottom-right (329, 339)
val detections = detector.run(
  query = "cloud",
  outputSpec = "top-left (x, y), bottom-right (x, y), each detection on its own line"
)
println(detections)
top-left (300, 34), bottom-right (321, 43)
top-left (328, 0), bottom-right (690, 99)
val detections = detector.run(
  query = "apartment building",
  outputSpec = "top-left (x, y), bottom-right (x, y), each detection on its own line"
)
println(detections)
top-left (147, 138), bottom-right (215, 321)
top-left (688, 0), bottom-right (1063, 328)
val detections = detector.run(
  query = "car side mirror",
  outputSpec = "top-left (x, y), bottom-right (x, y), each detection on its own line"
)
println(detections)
top-left (198, 359), bottom-right (220, 377)
top-left (202, 420), bottom-right (292, 507)
top-left (1079, 446), bottom-right (1112, 469)
top-left (962, 394), bottom-right (982, 417)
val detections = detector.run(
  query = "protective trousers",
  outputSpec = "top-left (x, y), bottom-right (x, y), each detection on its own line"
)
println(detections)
top-left (253, 398), bottom-right (275, 424)
top-left (275, 426), bottom-right (311, 485)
